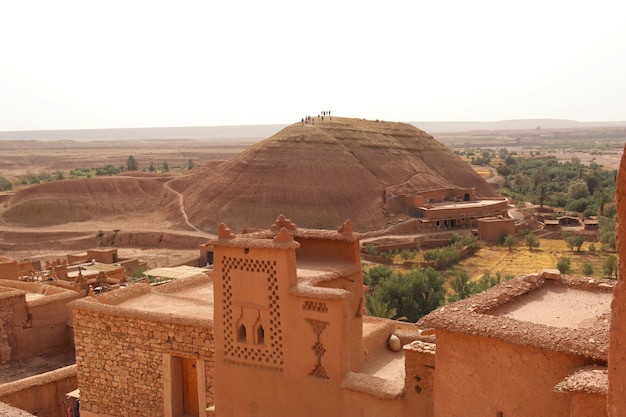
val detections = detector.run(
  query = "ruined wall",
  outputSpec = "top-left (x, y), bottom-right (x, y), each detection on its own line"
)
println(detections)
top-left (434, 330), bottom-right (591, 417)
top-left (73, 308), bottom-right (214, 417)
top-left (0, 365), bottom-right (77, 417)
top-left (0, 288), bottom-right (28, 362)
top-left (0, 282), bottom-right (80, 361)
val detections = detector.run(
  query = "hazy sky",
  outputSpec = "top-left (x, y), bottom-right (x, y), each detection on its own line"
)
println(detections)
top-left (1, 1), bottom-right (624, 131)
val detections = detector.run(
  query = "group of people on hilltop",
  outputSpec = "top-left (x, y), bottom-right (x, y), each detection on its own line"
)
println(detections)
top-left (301, 110), bottom-right (332, 126)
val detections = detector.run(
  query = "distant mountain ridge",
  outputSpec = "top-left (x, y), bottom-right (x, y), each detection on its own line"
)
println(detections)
top-left (1, 119), bottom-right (625, 141)
top-left (412, 119), bottom-right (626, 132)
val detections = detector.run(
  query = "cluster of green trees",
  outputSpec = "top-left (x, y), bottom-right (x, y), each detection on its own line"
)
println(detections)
top-left (0, 156), bottom-right (197, 190)
top-left (496, 152), bottom-right (616, 218)
top-left (422, 235), bottom-right (480, 269)
top-left (447, 271), bottom-right (511, 303)
top-left (363, 265), bottom-right (446, 322)
top-left (363, 264), bottom-right (511, 322)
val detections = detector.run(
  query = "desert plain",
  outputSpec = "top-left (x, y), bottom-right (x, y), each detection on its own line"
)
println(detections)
top-left (0, 123), bottom-right (624, 271)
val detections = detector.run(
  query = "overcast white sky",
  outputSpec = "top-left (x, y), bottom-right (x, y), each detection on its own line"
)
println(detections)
top-left (0, 1), bottom-right (624, 131)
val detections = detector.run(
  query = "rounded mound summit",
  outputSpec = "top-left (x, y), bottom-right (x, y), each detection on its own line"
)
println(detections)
top-left (178, 117), bottom-right (498, 233)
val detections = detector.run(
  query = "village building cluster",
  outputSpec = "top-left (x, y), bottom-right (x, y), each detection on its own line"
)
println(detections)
top-left (0, 152), bottom-right (625, 416)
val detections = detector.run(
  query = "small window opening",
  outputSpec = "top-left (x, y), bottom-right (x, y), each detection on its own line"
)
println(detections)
top-left (237, 324), bottom-right (247, 343)
top-left (256, 325), bottom-right (265, 345)
top-left (244, 247), bottom-right (250, 254)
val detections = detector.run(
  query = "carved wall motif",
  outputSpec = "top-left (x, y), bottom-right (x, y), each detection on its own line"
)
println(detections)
top-left (307, 319), bottom-right (329, 379)
top-left (302, 300), bottom-right (328, 314)
top-left (221, 256), bottom-right (283, 370)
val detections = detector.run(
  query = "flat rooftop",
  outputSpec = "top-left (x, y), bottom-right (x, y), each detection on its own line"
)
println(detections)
top-left (145, 265), bottom-right (209, 280)
top-left (490, 283), bottom-right (612, 329)
top-left (73, 275), bottom-right (214, 323)
top-left (118, 290), bottom-right (214, 320)
top-left (418, 271), bottom-right (614, 361)
top-left (420, 199), bottom-right (506, 210)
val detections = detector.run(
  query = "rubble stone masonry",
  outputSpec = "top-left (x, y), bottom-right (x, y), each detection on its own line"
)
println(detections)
top-left (73, 308), bottom-right (214, 417)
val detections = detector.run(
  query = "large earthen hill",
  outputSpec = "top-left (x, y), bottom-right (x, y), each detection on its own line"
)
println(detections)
top-left (173, 117), bottom-right (498, 232)
top-left (1, 117), bottom-right (498, 233)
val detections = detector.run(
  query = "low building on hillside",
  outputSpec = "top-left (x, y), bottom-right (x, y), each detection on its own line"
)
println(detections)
top-left (476, 215), bottom-right (515, 242)
top-left (403, 188), bottom-right (509, 231)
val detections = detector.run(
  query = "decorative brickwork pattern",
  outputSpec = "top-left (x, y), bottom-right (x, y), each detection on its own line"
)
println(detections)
top-left (307, 319), bottom-right (329, 379)
top-left (303, 300), bottom-right (328, 314)
top-left (73, 309), bottom-right (214, 417)
top-left (221, 256), bottom-right (283, 370)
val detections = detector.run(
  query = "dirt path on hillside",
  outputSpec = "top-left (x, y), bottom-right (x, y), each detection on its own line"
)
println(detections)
top-left (164, 179), bottom-right (211, 236)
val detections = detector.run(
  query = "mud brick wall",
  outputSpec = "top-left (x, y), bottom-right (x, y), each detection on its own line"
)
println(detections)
top-left (0, 365), bottom-right (77, 417)
top-left (73, 309), bottom-right (214, 417)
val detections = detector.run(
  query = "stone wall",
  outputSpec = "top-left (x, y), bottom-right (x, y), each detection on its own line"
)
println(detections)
top-left (73, 308), bottom-right (214, 417)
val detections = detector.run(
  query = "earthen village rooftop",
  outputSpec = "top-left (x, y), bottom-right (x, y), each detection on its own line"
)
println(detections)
top-left (0, 117), bottom-right (625, 417)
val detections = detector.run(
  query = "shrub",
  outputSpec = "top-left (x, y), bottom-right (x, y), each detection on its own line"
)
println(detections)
top-left (582, 262), bottom-right (594, 276)
top-left (423, 246), bottom-right (461, 270)
top-left (603, 255), bottom-right (617, 279)
top-left (524, 233), bottom-right (540, 251)
top-left (556, 257), bottom-right (571, 274)
top-left (0, 176), bottom-right (13, 191)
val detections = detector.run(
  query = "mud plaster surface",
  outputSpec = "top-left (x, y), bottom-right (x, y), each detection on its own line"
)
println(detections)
top-left (118, 291), bottom-right (214, 319)
top-left (490, 284), bottom-right (612, 329)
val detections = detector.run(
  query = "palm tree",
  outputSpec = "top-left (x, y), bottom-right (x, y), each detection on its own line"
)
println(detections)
top-left (366, 296), bottom-right (407, 321)
top-left (593, 190), bottom-right (611, 217)
top-left (535, 183), bottom-right (552, 210)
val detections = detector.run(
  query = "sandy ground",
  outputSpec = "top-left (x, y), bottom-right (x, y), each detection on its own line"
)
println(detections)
top-left (0, 351), bottom-right (75, 384)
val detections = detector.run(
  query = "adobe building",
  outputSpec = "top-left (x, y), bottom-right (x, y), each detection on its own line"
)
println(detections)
top-left (0, 257), bottom-right (33, 280)
top-left (65, 247), bottom-right (146, 278)
top-left (62, 136), bottom-right (626, 417)
top-left (0, 279), bottom-right (80, 364)
top-left (70, 274), bottom-right (215, 417)
top-left (476, 215), bottom-right (515, 242)
top-left (404, 188), bottom-right (509, 231)
top-left (418, 270), bottom-right (613, 417)
top-left (210, 216), bottom-right (428, 417)
top-left (69, 216), bottom-right (432, 417)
